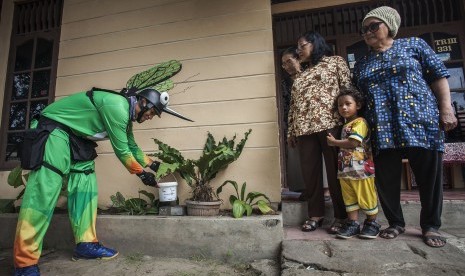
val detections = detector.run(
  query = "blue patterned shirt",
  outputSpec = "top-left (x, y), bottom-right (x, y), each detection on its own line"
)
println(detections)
top-left (353, 37), bottom-right (450, 154)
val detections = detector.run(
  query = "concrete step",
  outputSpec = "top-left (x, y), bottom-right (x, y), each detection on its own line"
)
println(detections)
top-left (0, 214), bottom-right (283, 263)
top-left (282, 199), bottom-right (465, 228)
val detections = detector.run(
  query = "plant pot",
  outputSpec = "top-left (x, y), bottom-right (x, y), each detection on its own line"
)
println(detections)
top-left (158, 182), bottom-right (178, 202)
top-left (185, 200), bottom-right (221, 216)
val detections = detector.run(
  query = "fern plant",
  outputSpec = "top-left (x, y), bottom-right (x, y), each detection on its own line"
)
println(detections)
top-left (152, 129), bottom-right (252, 202)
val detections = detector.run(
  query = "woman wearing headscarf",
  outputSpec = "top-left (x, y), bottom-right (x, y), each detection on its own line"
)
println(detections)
top-left (353, 6), bottom-right (457, 247)
top-left (287, 31), bottom-right (349, 233)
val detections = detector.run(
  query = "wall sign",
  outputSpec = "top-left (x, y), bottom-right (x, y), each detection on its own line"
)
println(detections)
top-left (433, 32), bottom-right (462, 60)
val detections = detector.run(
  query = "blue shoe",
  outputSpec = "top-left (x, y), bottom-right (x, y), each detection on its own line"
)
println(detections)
top-left (336, 220), bottom-right (360, 239)
top-left (14, 265), bottom-right (40, 276)
top-left (72, 242), bottom-right (118, 261)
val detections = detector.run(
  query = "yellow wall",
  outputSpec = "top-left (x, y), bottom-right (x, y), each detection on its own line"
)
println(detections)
top-left (62, 0), bottom-right (280, 208)
top-left (0, 0), bottom-right (280, 208)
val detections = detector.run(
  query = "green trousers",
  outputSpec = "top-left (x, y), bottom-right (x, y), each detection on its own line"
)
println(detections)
top-left (14, 128), bottom-right (98, 268)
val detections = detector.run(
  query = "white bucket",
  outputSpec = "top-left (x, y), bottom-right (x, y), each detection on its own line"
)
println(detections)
top-left (158, 182), bottom-right (178, 202)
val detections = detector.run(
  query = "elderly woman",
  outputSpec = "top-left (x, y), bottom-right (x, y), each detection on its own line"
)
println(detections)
top-left (353, 6), bottom-right (457, 247)
top-left (288, 31), bottom-right (349, 233)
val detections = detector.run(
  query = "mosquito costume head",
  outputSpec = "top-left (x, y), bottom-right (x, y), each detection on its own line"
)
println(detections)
top-left (136, 88), bottom-right (193, 123)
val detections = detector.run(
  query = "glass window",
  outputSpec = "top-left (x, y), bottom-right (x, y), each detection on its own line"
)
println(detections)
top-left (29, 100), bottom-right (48, 119)
top-left (32, 70), bottom-right (50, 98)
top-left (14, 40), bottom-right (33, 71)
top-left (5, 134), bottom-right (23, 161)
top-left (35, 38), bottom-right (53, 68)
top-left (12, 73), bottom-right (30, 100)
top-left (0, 0), bottom-right (63, 169)
top-left (8, 102), bottom-right (27, 130)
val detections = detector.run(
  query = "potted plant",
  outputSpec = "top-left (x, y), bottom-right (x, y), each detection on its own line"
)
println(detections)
top-left (152, 129), bottom-right (252, 216)
top-left (216, 180), bottom-right (274, 218)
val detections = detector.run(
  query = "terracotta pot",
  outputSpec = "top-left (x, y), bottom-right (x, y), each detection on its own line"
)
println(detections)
top-left (185, 200), bottom-right (221, 216)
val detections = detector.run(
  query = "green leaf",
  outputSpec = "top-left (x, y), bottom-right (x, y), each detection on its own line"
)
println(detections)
top-left (15, 188), bottom-right (26, 201)
top-left (235, 129), bottom-right (252, 157)
top-left (116, 192), bottom-right (126, 206)
top-left (240, 182), bottom-right (246, 201)
top-left (145, 207), bottom-right (158, 215)
top-left (232, 200), bottom-right (246, 218)
top-left (139, 190), bottom-right (155, 203)
top-left (257, 200), bottom-right (273, 214)
top-left (155, 162), bottom-right (179, 179)
top-left (110, 195), bottom-right (123, 208)
top-left (229, 195), bottom-right (238, 206)
top-left (126, 60), bottom-right (182, 90)
top-left (216, 180), bottom-right (239, 198)
top-left (246, 192), bottom-right (271, 205)
top-left (152, 139), bottom-right (197, 184)
top-left (152, 138), bottom-right (185, 164)
top-left (8, 166), bottom-right (24, 188)
top-left (244, 204), bottom-right (253, 216)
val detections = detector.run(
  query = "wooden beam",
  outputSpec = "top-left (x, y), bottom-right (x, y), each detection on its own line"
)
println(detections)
top-left (272, 0), bottom-right (370, 15)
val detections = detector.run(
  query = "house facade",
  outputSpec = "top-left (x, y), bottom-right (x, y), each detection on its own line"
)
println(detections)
top-left (0, 0), bottom-right (464, 207)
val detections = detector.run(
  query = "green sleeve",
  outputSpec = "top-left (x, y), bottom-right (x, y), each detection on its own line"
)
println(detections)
top-left (127, 123), bottom-right (153, 168)
top-left (98, 96), bottom-right (145, 174)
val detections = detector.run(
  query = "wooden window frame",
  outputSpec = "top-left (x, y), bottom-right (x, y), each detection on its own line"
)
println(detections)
top-left (0, 1), bottom-right (62, 170)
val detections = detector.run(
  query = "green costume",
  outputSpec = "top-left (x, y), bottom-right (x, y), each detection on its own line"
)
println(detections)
top-left (14, 90), bottom-right (152, 268)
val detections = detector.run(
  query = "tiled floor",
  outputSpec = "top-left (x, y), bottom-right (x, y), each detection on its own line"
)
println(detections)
top-left (401, 188), bottom-right (465, 201)
top-left (282, 188), bottom-right (465, 202)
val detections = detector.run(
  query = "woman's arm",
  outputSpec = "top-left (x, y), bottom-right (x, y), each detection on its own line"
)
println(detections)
top-left (430, 77), bottom-right (458, 131)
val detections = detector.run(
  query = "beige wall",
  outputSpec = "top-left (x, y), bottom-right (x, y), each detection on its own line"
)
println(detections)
top-left (0, 0), bottom-right (279, 208)
top-left (0, 0), bottom-right (280, 208)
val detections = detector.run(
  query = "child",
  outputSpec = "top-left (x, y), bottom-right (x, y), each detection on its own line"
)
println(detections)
top-left (326, 87), bottom-right (380, 239)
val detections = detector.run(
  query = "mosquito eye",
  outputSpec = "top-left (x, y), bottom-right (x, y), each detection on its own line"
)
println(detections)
top-left (160, 92), bottom-right (169, 105)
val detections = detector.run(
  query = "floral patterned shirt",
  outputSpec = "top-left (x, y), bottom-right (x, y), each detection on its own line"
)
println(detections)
top-left (288, 56), bottom-right (352, 137)
top-left (353, 37), bottom-right (450, 154)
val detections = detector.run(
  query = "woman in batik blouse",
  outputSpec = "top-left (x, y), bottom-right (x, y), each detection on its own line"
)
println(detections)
top-left (353, 6), bottom-right (457, 247)
top-left (287, 31), bottom-right (350, 233)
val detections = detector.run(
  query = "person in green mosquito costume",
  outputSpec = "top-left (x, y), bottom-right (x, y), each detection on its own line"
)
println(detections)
top-left (14, 61), bottom-right (192, 276)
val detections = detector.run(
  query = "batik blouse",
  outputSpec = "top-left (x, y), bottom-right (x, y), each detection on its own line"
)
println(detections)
top-left (353, 37), bottom-right (450, 154)
top-left (288, 56), bottom-right (351, 138)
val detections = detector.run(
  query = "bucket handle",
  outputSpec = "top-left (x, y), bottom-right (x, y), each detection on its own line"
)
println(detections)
top-left (160, 172), bottom-right (179, 184)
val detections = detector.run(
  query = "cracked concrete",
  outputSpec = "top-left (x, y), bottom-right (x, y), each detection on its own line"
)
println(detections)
top-left (281, 228), bottom-right (465, 276)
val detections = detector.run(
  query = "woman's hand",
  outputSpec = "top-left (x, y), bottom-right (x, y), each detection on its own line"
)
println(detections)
top-left (287, 136), bottom-right (297, 148)
top-left (439, 110), bottom-right (458, 131)
top-left (430, 78), bottom-right (458, 131)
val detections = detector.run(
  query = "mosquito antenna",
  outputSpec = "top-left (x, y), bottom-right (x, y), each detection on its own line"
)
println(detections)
top-left (173, 73), bottom-right (200, 88)
top-left (170, 85), bottom-right (194, 96)
top-left (170, 73), bottom-right (199, 97)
